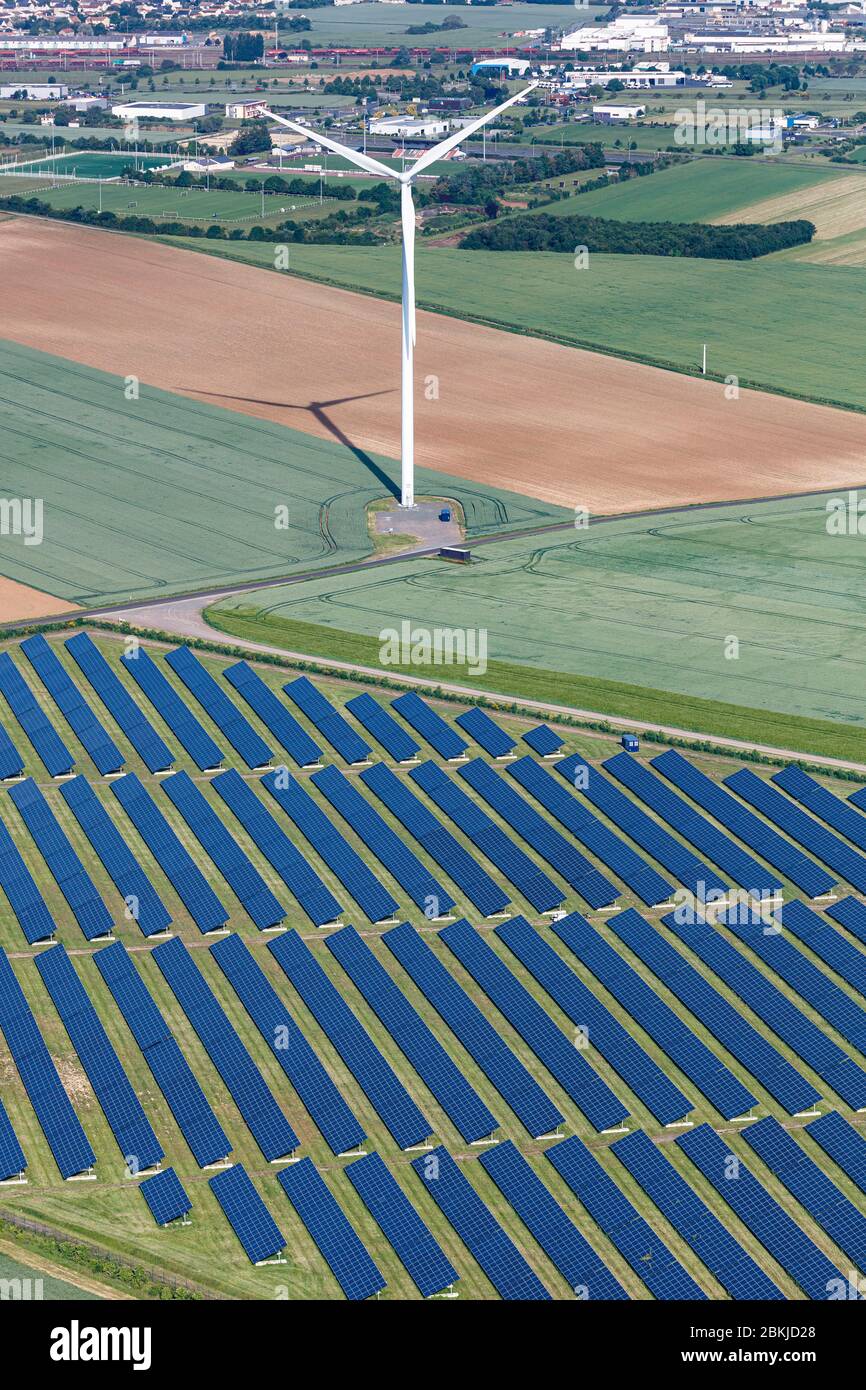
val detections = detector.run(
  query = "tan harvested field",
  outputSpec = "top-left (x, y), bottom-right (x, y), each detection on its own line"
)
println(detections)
top-left (715, 172), bottom-right (866, 239)
top-left (3, 216), bottom-right (866, 513)
top-left (0, 576), bottom-right (78, 623)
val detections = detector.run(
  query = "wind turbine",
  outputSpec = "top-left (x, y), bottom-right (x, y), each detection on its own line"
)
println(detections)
top-left (264, 83), bottom-right (538, 508)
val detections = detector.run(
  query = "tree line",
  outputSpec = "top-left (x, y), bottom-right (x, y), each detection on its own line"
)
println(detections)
top-left (463, 213), bottom-right (816, 260)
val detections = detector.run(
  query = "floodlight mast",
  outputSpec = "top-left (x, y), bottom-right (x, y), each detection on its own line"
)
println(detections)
top-left (265, 84), bottom-right (537, 509)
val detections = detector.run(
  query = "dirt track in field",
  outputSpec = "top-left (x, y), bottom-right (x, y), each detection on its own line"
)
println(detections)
top-left (3, 216), bottom-right (866, 514)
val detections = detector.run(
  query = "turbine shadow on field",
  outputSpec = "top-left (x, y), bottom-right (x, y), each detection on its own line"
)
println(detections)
top-left (181, 387), bottom-right (400, 500)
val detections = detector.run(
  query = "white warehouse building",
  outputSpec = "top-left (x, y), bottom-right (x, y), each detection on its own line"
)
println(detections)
top-left (111, 101), bottom-right (207, 121)
top-left (558, 17), bottom-right (672, 52)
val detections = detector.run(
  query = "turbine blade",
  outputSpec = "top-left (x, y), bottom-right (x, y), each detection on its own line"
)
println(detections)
top-left (405, 82), bottom-right (539, 179)
top-left (401, 183), bottom-right (416, 349)
top-left (264, 109), bottom-right (398, 182)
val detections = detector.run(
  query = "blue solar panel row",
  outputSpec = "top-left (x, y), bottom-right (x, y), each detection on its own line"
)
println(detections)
top-left (21, 634), bottom-right (123, 776)
top-left (455, 706), bottom-right (515, 758)
top-left (112, 773), bottom-right (229, 934)
top-left (283, 675), bottom-right (370, 765)
top-left (120, 646), bottom-right (223, 771)
top-left (0, 1097), bottom-right (25, 1182)
top-left (495, 915), bottom-right (692, 1126)
top-left (140, 1167), bottom-right (192, 1227)
top-left (610, 1130), bottom-right (784, 1301)
top-left (94, 941), bottom-right (231, 1168)
top-left (677, 1124), bottom-right (848, 1301)
top-left (725, 766), bottom-right (866, 895)
top-left (742, 1116), bottom-right (866, 1274)
top-left (458, 759), bottom-right (618, 909)
top-left (610, 908), bottom-right (821, 1115)
top-left (325, 925), bottom-right (497, 1144)
top-left (278, 1157), bottom-right (386, 1299)
top-left (312, 765), bottom-right (455, 916)
top-left (412, 1145), bottom-right (550, 1300)
top-left (556, 753), bottom-right (728, 901)
top-left (59, 776), bottom-right (172, 938)
top-left (775, 763), bottom-right (866, 853)
top-left (652, 749), bottom-right (835, 899)
top-left (0, 810), bottom-right (59, 944)
top-left (551, 910), bottom-right (757, 1121)
top-left (223, 661), bottom-right (321, 767)
top-left (164, 646), bottom-right (272, 770)
top-left (384, 921), bottom-right (564, 1139)
top-left (210, 769), bottom-right (340, 927)
top-left (604, 751), bottom-right (783, 897)
top-left (35, 944), bottom-right (163, 1173)
top-left (522, 723), bottom-right (563, 757)
top-left (209, 933), bottom-right (365, 1157)
top-left (0, 709), bottom-right (24, 779)
top-left (209, 1164), bottom-right (285, 1265)
top-left (507, 756), bottom-right (673, 906)
top-left (65, 632), bottom-right (174, 774)
top-left (410, 761), bottom-right (564, 913)
top-left (360, 762), bottom-right (509, 917)
top-left (346, 1151), bottom-right (457, 1298)
top-left (391, 691), bottom-right (468, 761)
top-left (152, 936), bottom-right (298, 1162)
top-left (262, 769), bottom-right (397, 923)
top-left (161, 771), bottom-right (285, 930)
top-left (826, 896), bottom-right (866, 948)
top-left (479, 1140), bottom-right (628, 1300)
top-left (0, 651), bottom-right (73, 777)
top-left (269, 929), bottom-right (431, 1150)
top-left (0, 947), bottom-right (94, 1179)
top-left (806, 1111), bottom-right (866, 1197)
top-left (546, 1136), bottom-right (706, 1300)
top-left (439, 919), bottom-right (629, 1133)
top-left (665, 907), bottom-right (866, 1110)
top-left (344, 692), bottom-right (420, 763)
top-left (8, 778), bottom-right (113, 941)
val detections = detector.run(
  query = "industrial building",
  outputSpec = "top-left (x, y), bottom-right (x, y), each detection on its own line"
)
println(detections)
top-left (0, 83), bottom-right (69, 100)
top-left (111, 101), bottom-right (207, 122)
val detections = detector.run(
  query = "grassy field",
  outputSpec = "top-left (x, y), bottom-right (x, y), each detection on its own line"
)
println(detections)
top-left (0, 338), bottom-right (566, 609)
top-left (0, 1246), bottom-right (102, 1299)
top-left (0, 175), bottom-right (345, 226)
top-left (300, 2), bottom-right (601, 44)
top-left (207, 493), bottom-right (866, 761)
top-left (4, 151), bottom-right (175, 178)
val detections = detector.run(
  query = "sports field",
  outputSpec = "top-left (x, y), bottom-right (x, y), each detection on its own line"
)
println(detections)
top-left (4, 152), bottom-right (175, 178)
top-left (0, 176), bottom-right (344, 226)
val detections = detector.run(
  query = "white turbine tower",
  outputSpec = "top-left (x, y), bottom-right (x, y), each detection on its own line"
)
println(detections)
top-left (265, 84), bottom-right (538, 508)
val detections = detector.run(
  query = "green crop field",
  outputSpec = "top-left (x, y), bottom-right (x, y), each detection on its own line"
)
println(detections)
top-left (301, 2), bottom-right (602, 45)
top-left (0, 1248), bottom-right (102, 1300)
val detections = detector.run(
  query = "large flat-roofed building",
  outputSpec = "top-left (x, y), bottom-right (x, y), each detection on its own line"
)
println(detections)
top-left (0, 83), bottom-right (69, 100)
top-left (112, 101), bottom-right (207, 121)
top-left (369, 115), bottom-right (449, 139)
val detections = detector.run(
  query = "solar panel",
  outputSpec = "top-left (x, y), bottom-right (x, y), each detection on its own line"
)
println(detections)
top-left (522, 724), bottom-right (563, 757)
top-left (742, 1115), bottom-right (866, 1273)
top-left (8, 777), bottom-right (114, 941)
top-left (312, 765), bottom-right (455, 916)
top-left (0, 651), bottom-right (74, 777)
top-left (0, 709), bottom-right (24, 779)
top-left (223, 661), bottom-right (321, 766)
top-left (546, 1135), bottom-right (706, 1300)
top-left (161, 770), bottom-right (285, 930)
top-left (209, 1164), bottom-right (285, 1265)
top-left (454, 707), bottom-right (516, 758)
top-left (805, 1111), bottom-right (866, 1196)
top-left (325, 925), bottom-right (497, 1144)
top-left (391, 691), bottom-right (468, 760)
top-left (459, 759), bottom-right (617, 909)
top-left (111, 772), bottom-right (229, 934)
top-left (345, 692), bottom-right (420, 763)
top-left (0, 1098), bottom-right (25, 1182)
top-left (345, 1152), bottom-right (457, 1297)
top-left (65, 632), bottom-right (174, 774)
top-left (774, 763), bottom-right (866, 853)
top-left (677, 1124), bottom-right (848, 1300)
top-left (21, 634), bottom-right (123, 776)
top-left (494, 916), bottom-right (692, 1126)
top-left (551, 910), bottom-right (757, 1121)
top-left (209, 769), bottom-right (340, 927)
top-left (94, 941), bottom-right (231, 1168)
top-left (410, 761), bottom-right (564, 913)
top-left (412, 1145), bottom-right (551, 1300)
top-left (776, 898), bottom-right (866, 999)
top-left (164, 646), bottom-right (272, 770)
top-left (610, 1130), bottom-right (784, 1301)
top-left (121, 646), bottom-right (223, 771)
top-left (283, 675), bottom-right (370, 765)
top-left (0, 795), bottom-right (60, 943)
top-left (262, 768), bottom-right (398, 923)
top-left (360, 762), bottom-right (510, 917)
top-left (209, 933), bottom-right (366, 1157)
top-left (35, 944), bottom-right (163, 1173)
top-left (277, 1157), bottom-right (386, 1300)
top-left (268, 929), bottom-right (431, 1150)
top-left (0, 947), bottom-right (94, 1179)
top-left (611, 908), bottom-right (821, 1115)
top-left (507, 756), bottom-right (672, 906)
top-left (140, 1167), bottom-right (192, 1227)
top-left (826, 896), bottom-right (866, 948)
top-left (439, 919), bottom-right (628, 1133)
top-left (479, 1141), bottom-right (628, 1300)
top-left (383, 921), bottom-right (564, 1139)
top-left (152, 936), bottom-right (298, 1161)
top-left (59, 776), bottom-right (172, 939)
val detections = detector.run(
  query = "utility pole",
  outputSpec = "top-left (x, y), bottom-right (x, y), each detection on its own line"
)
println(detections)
top-left (702, 343), bottom-right (707, 376)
